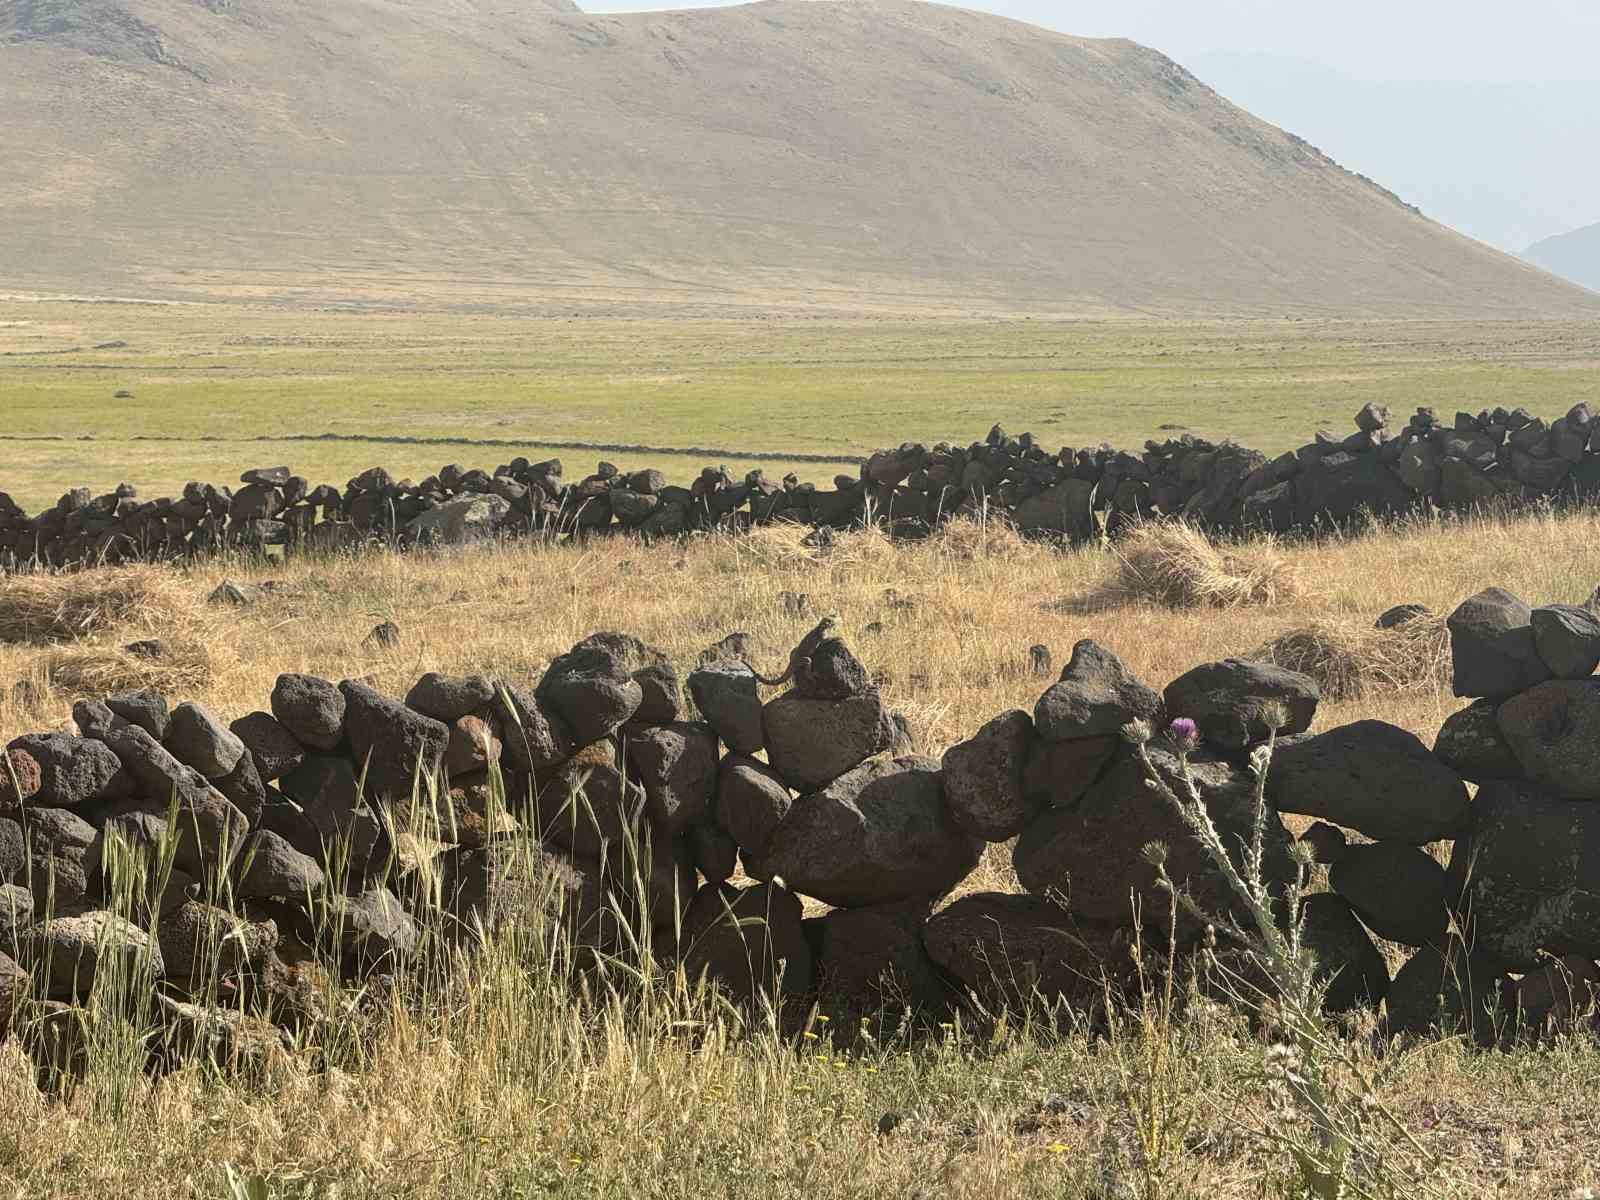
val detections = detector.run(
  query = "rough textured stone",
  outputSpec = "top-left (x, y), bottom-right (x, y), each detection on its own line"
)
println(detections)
top-left (271, 674), bottom-right (346, 751)
top-left (762, 691), bottom-right (897, 792)
top-left (1496, 679), bottom-right (1600, 800)
top-left (1162, 659), bottom-right (1319, 749)
top-left (0, 951), bottom-right (25, 1039)
top-left (438, 843), bottom-right (620, 953)
top-left (1300, 893), bottom-right (1390, 1014)
top-left (1459, 781), bottom-right (1600, 971)
top-left (793, 638), bottom-right (871, 700)
top-left (21, 911), bottom-right (163, 1001)
top-left (941, 710), bottom-right (1039, 842)
top-left (1019, 734), bottom-right (1117, 812)
top-left (405, 672), bottom-right (497, 722)
top-left (1014, 745), bottom-right (1294, 939)
top-left (688, 821), bottom-right (739, 883)
top-left (1330, 841), bottom-right (1450, 947)
top-left (715, 755), bottom-right (792, 858)
top-left (444, 713), bottom-right (502, 776)
top-left (1267, 720), bottom-right (1470, 844)
top-left (278, 754), bottom-right (361, 841)
top-left (340, 680), bottom-right (450, 802)
top-left (747, 756), bottom-right (981, 907)
top-left (536, 758), bottom-right (648, 859)
top-left (923, 892), bottom-right (1131, 1012)
top-left (72, 698), bottom-right (125, 741)
top-left (117, 787), bottom-right (251, 883)
top-left (1032, 640), bottom-right (1160, 742)
top-left (1512, 954), bottom-right (1600, 1030)
top-left (626, 722), bottom-right (717, 836)
top-left (817, 899), bottom-right (955, 1018)
top-left (327, 886), bottom-right (418, 967)
top-left (6, 733), bottom-right (129, 808)
top-left (0, 747), bottom-right (41, 809)
top-left (1531, 604), bottom-right (1600, 679)
top-left (229, 711), bottom-right (305, 782)
top-left (157, 899), bottom-right (278, 988)
top-left (1447, 587), bottom-right (1551, 700)
top-left (631, 662), bottom-right (683, 726)
top-left (235, 828), bottom-right (325, 900)
top-left (1386, 940), bottom-right (1508, 1044)
top-left (1434, 700), bottom-right (1523, 784)
top-left (152, 994), bottom-right (290, 1079)
top-left (166, 702), bottom-right (246, 778)
top-left (494, 683), bottom-right (574, 773)
top-left (538, 639), bottom-right (644, 746)
top-left (1298, 821), bottom-right (1348, 865)
top-left (0, 882), bottom-right (33, 937)
top-left (681, 881), bottom-right (812, 1008)
top-left (212, 749), bottom-right (267, 827)
top-left (687, 661), bottom-right (764, 755)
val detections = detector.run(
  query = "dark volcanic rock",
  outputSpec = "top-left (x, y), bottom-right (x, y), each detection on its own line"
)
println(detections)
top-left (271, 674), bottom-right (346, 751)
top-left (941, 709), bottom-right (1039, 842)
top-left (1386, 939), bottom-right (1508, 1044)
top-left (715, 755), bottom-right (793, 858)
top-left (229, 711), bottom-right (305, 782)
top-left (1162, 659), bottom-right (1318, 749)
top-left (1014, 745), bottom-right (1294, 939)
top-left (1019, 734), bottom-right (1117, 812)
top-left (762, 691), bottom-right (897, 792)
top-left (493, 684), bottom-right (574, 774)
top-left (1447, 588), bottom-right (1551, 700)
top-left (686, 661), bottom-right (764, 756)
top-left (626, 721), bottom-right (718, 836)
top-left (816, 899), bottom-right (955, 1019)
top-left (339, 680), bottom-right (450, 802)
top-left (680, 881), bottom-right (812, 1008)
top-left (165, 702), bottom-right (246, 778)
top-left (537, 639), bottom-right (645, 746)
top-left (1496, 679), bottom-right (1600, 800)
top-left (1433, 700), bottom-right (1523, 785)
top-left (1531, 604), bottom-right (1600, 679)
top-left (404, 672), bottom-right (498, 722)
top-left (1330, 841), bottom-right (1450, 947)
top-left (1300, 893), bottom-right (1390, 1014)
top-left (106, 689), bottom-right (170, 739)
top-left (6, 733), bottom-right (129, 808)
top-left (923, 892), bottom-right (1131, 1012)
top-left (1267, 720), bottom-right (1469, 844)
top-left (747, 756), bottom-right (981, 908)
top-left (1032, 640), bottom-right (1160, 742)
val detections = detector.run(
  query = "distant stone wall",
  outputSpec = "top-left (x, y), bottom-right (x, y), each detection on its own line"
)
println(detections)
top-left (3, 588), bottom-right (1597, 1083)
top-left (4, 401), bottom-right (1598, 569)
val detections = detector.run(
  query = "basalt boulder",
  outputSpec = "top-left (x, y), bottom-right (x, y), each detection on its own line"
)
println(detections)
top-left (339, 680), bottom-right (450, 803)
top-left (271, 674), bottom-right (347, 751)
top-left (762, 691), bottom-right (898, 792)
top-left (1329, 841), bottom-right (1451, 947)
top-left (941, 710), bottom-right (1039, 842)
top-left (686, 661), bottom-right (764, 756)
top-left (1447, 588), bottom-right (1551, 700)
top-left (1033, 640), bottom-right (1160, 742)
top-left (1495, 679), bottom-right (1600, 801)
top-left (715, 755), bottom-right (793, 858)
top-left (1162, 659), bottom-right (1318, 750)
top-left (1531, 604), bottom-right (1600, 679)
top-left (746, 756), bottom-right (980, 908)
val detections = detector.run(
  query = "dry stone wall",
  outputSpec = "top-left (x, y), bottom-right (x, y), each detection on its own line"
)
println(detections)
top-left (5, 401), bottom-right (1599, 569)
top-left (2, 589), bottom-right (1599, 1085)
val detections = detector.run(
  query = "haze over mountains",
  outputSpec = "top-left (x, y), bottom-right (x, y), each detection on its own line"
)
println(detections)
top-left (1525, 223), bottom-right (1600, 296)
top-left (3, 0), bottom-right (1594, 316)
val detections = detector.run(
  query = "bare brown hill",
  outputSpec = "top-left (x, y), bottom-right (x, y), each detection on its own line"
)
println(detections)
top-left (3, 0), bottom-right (1595, 316)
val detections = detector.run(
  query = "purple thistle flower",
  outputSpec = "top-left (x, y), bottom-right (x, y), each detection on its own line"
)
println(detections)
top-left (1168, 717), bottom-right (1200, 752)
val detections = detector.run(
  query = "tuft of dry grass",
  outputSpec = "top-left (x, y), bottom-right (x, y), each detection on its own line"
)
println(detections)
top-left (1248, 612), bottom-right (1452, 701)
top-left (38, 640), bottom-right (225, 699)
top-left (1105, 520), bottom-right (1302, 610)
top-left (0, 566), bottom-right (196, 645)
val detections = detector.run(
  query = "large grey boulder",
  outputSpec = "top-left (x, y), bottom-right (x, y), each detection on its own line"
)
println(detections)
top-left (923, 892), bottom-right (1131, 1012)
top-left (405, 672), bottom-right (498, 722)
top-left (326, 886), bottom-right (418, 968)
top-left (762, 691), bottom-right (897, 792)
top-left (680, 881), bottom-right (812, 1009)
top-left (1447, 588), bottom-right (1551, 700)
top-left (1162, 659), bottom-right (1318, 749)
top-left (20, 911), bottom-right (163, 1001)
top-left (106, 689), bottom-right (170, 740)
top-left (1433, 700), bottom-right (1523, 784)
top-left (536, 756), bottom-right (648, 860)
top-left (1019, 734), bottom-right (1117, 812)
top-left (1032, 640), bottom-right (1160, 742)
top-left (537, 639), bottom-right (644, 747)
top-left (235, 828), bottom-right (325, 900)
top-left (747, 756), bottom-right (981, 908)
top-left (1459, 781), bottom-right (1600, 971)
top-left (1266, 720), bottom-right (1469, 844)
top-left (1014, 745), bottom-right (1294, 939)
top-left (165, 702), bottom-right (246, 778)
top-left (271, 674), bottom-right (346, 751)
top-left (1329, 842), bottom-right (1450, 947)
top-left (404, 494), bottom-right (509, 544)
top-left (493, 683), bottom-right (574, 773)
top-left (941, 710), bottom-right (1039, 842)
top-left (1386, 939), bottom-right (1508, 1044)
top-left (715, 755), bottom-right (792, 858)
top-left (816, 899), bottom-right (955, 1019)
top-left (626, 722), bottom-right (718, 836)
top-left (1012, 479), bottom-right (1094, 540)
top-left (1299, 893), bottom-right (1390, 1015)
top-left (1531, 604), bottom-right (1600, 679)
top-left (1496, 679), bottom-right (1600, 800)
top-left (686, 661), bottom-right (764, 755)
top-left (5, 733), bottom-right (129, 808)
top-left (229, 711), bottom-right (305, 782)
top-left (340, 680), bottom-right (450, 803)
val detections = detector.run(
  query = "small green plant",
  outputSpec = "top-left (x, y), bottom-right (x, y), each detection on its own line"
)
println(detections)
top-left (1126, 713), bottom-right (1441, 1199)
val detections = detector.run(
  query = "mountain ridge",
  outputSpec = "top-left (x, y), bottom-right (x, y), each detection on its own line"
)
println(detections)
top-left (1525, 222), bottom-right (1600, 295)
top-left (3, 0), bottom-right (1594, 316)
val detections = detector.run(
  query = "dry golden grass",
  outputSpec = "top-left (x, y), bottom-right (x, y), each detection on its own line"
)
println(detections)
top-left (1105, 520), bottom-right (1303, 610)
top-left (0, 566), bottom-right (194, 645)
top-left (5, 510), bottom-right (1600, 1198)
top-left (1248, 612), bottom-right (1452, 701)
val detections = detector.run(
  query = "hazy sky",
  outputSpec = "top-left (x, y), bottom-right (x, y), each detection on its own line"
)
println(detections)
top-left (581, 0), bottom-right (1600, 252)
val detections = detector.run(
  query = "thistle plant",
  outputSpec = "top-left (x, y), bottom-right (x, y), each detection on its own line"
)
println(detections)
top-left (1124, 712), bottom-right (1440, 1199)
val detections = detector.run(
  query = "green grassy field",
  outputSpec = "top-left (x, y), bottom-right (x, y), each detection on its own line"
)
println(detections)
top-left (2, 297), bottom-right (1598, 511)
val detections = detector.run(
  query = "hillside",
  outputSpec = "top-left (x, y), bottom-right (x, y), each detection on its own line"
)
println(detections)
top-left (2, 0), bottom-right (1595, 316)
top-left (1525, 222), bottom-right (1600, 295)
